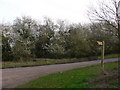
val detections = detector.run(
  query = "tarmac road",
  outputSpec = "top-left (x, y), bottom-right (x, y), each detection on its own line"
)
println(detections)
top-left (1, 58), bottom-right (119, 88)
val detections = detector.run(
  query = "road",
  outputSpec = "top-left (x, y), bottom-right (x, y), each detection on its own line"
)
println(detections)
top-left (1, 58), bottom-right (119, 88)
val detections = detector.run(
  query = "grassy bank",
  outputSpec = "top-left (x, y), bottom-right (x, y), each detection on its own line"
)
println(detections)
top-left (98, 53), bottom-right (119, 59)
top-left (2, 54), bottom-right (119, 69)
top-left (18, 62), bottom-right (119, 88)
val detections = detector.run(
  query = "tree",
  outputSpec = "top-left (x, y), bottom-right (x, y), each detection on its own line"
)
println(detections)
top-left (12, 40), bottom-right (31, 61)
top-left (88, 0), bottom-right (120, 74)
top-left (12, 16), bottom-right (37, 60)
top-left (2, 34), bottom-right (13, 61)
top-left (65, 24), bottom-right (91, 58)
top-left (34, 18), bottom-right (56, 58)
top-left (88, 0), bottom-right (120, 41)
top-left (1, 24), bottom-right (14, 61)
top-left (87, 22), bottom-right (119, 55)
top-left (48, 34), bottom-right (66, 58)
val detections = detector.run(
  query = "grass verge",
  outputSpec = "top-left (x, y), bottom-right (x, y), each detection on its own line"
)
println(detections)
top-left (2, 53), bottom-right (119, 69)
top-left (18, 61), bottom-right (119, 88)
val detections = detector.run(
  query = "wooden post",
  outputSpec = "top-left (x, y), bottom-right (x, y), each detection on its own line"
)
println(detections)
top-left (101, 41), bottom-right (104, 73)
top-left (97, 40), bottom-right (107, 75)
top-left (101, 41), bottom-right (108, 75)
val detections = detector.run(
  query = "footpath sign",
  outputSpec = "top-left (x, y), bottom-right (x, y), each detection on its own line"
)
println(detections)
top-left (97, 41), bottom-right (106, 74)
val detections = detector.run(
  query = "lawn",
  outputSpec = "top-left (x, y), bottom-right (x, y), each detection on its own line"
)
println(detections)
top-left (2, 53), bottom-right (119, 69)
top-left (18, 61), bottom-right (119, 88)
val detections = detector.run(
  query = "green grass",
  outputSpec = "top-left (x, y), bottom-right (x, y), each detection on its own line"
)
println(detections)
top-left (2, 53), bottom-right (119, 69)
top-left (109, 79), bottom-right (119, 88)
top-left (18, 62), bottom-right (119, 88)
top-left (98, 54), bottom-right (119, 59)
top-left (2, 58), bottom-right (85, 69)
top-left (104, 54), bottom-right (119, 59)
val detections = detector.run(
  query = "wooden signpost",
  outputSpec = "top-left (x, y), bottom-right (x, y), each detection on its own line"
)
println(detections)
top-left (97, 41), bottom-right (107, 75)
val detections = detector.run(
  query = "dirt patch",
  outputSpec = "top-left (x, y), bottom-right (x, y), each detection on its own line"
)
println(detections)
top-left (90, 71), bottom-right (119, 88)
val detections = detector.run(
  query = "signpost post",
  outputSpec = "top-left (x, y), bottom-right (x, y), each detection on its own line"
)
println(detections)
top-left (101, 41), bottom-right (104, 73)
top-left (97, 41), bottom-right (106, 75)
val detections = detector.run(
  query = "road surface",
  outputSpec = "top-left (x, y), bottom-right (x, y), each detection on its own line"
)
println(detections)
top-left (1, 58), bottom-right (119, 88)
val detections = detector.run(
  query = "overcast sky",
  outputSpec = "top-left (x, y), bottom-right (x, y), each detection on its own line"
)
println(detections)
top-left (0, 0), bottom-right (106, 24)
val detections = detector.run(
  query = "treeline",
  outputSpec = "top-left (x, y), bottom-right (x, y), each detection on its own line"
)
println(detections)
top-left (1, 16), bottom-right (119, 61)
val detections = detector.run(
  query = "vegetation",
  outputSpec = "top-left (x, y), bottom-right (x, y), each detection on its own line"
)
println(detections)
top-left (1, 0), bottom-right (119, 68)
top-left (1, 16), bottom-right (119, 62)
top-left (1, 0), bottom-right (119, 88)
top-left (2, 54), bottom-right (119, 69)
top-left (18, 62), bottom-right (119, 88)
top-left (2, 34), bottom-right (14, 61)
top-left (88, 0), bottom-right (120, 41)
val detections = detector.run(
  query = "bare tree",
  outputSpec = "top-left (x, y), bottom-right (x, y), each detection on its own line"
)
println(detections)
top-left (88, 0), bottom-right (120, 40)
top-left (88, 0), bottom-right (120, 75)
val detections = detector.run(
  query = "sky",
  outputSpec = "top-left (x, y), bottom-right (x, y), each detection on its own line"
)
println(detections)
top-left (0, 0), bottom-right (105, 24)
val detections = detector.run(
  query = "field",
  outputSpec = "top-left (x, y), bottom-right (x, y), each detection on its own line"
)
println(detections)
top-left (18, 61), bottom-right (119, 88)
top-left (2, 54), bottom-right (119, 68)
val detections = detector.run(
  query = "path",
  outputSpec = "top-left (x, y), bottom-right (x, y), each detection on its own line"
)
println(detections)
top-left (2, 58), bottom-right (119, 88)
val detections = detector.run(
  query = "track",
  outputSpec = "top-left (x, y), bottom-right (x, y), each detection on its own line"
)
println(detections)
top-left (2, 58), bottom-right (119, 88)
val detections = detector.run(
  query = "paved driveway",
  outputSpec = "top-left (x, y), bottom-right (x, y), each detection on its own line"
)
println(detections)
top-left (2, 58), bottom-right (119, 88)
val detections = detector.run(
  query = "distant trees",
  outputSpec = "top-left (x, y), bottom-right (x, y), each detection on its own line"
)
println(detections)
top-left (88, 0), bottom-right (120, 52)
top-left (2, 27), bottom-right (13, 61)
top-left (1, 16), bottom-right (119, 61)
top-left (12, 17), bottom-right (37, 60)
top-left (88, 0), bottom-right (120, 54)
top-left (64, 24), bottom-right (91, 58)
top-left (34, 18), bottom-right (55, 58)
top-left (87, 22), bottom-right (119, 55)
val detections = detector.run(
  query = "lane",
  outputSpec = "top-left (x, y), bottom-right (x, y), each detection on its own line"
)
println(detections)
top-left (2, 58), bottom-right (119, 88)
